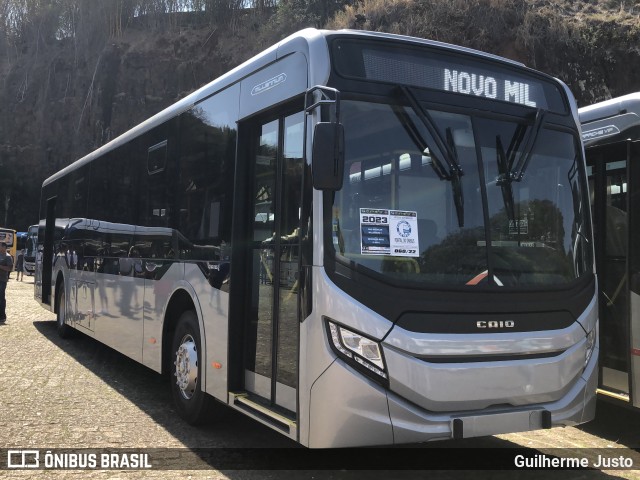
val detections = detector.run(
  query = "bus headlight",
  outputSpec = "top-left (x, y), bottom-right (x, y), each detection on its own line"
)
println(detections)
top-left (325, 318), bottom-right (388, 384)
top-left (585, 328), bottom-right (596, 369)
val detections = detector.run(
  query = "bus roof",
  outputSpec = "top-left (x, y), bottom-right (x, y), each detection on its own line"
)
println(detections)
top-left (579, 92), bottom-right (640, 147)
top-left (579, 92), bottom-right (640, 123)
top-left (43, 28), bottom-right (550, 188)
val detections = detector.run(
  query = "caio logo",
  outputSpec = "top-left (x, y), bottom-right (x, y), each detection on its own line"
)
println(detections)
top-left (476, 320), bottom-right (515, 329)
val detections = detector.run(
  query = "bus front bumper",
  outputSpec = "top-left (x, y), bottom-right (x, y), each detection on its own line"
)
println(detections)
top-left (308, 347), bottom-right (598, 448)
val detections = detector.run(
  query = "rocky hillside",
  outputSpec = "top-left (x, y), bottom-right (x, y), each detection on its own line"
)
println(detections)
top-left (329, 0), bottom-right (640, 103)
top-left (0, 0), bottom-right (639, 229)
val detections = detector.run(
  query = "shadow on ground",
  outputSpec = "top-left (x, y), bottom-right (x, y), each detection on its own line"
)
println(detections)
top-left (31, 319), bottom-right (633, 479)
top-left (579, 399), bottom-right (640, 449)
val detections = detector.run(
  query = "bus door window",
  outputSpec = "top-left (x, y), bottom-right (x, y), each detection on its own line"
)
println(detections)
top-left (248, 119), bottom-right (278, 392)
top-left (244, 110), bottom-right (303, 411)
top-left (277, 112), bottom-right (303, 394)
top-left (628, 141), bottom-right (640, 405)
top-left (587, 143), bottom-right (630, 381)
top-left (603, 159), bottom-right (628, 376)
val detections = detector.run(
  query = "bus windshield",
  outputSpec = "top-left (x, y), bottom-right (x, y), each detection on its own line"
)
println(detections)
top-left (330, 99), bottom-right (592, 288)
top-left (25, 226), bottom-right (38, 260)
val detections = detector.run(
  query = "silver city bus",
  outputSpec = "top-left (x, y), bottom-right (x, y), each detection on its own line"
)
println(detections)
top-left (36, 28), bottom-right (597, 447)
top-left (580, 93), bottom-right (640, 407)
top-left (24, 224), bottom-right (38, 276)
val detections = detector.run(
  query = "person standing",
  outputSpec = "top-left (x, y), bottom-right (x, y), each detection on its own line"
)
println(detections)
top-left (0, 242), bottom-right (13, 323)
top-left (15, 248), bottom-right (24, 281)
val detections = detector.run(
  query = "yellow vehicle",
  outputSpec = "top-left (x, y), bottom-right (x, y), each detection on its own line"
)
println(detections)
top-left (0, 228), bottom-right (17, 271)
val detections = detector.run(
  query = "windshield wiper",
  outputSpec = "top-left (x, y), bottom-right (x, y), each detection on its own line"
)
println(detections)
top-left (496, 136), bottom-right (517, 223)
top-left (495, 108), bottom-right (547, 223)
top-left (512, 108), bottom-right (546, 181)
top-left (393, 85), bottom-right (465, 227)
top-left (444, 127), bottom-right (464, 229)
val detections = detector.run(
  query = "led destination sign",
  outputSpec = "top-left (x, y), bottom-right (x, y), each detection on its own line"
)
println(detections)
top-left (331, 39), bottom-right (566, 113)
top-left (444, 68), bottom-right (537, 107)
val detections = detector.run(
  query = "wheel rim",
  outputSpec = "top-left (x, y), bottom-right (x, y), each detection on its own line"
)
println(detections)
top-left (174, 334), bottom-right (198, 400)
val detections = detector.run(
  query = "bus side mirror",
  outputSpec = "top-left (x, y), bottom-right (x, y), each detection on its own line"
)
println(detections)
top-left (312, 122), bottom-right (345, 191)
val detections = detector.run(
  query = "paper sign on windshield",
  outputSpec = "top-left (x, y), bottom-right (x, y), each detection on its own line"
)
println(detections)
top-left (360, 209), bottom-right (419, 257)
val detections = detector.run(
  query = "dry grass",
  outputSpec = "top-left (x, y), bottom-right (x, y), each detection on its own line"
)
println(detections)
top-left (325, 0), bottom-right (640, 104)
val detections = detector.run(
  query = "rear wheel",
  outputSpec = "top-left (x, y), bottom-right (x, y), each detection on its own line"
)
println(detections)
top-left (170, 310), bottom-right (215, 424)
top-left (56, 283), bottom-right (73, 339)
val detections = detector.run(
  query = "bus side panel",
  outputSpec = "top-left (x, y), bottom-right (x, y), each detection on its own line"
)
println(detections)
top-left (142, 262), bottom-right (185, 372)
top-left (87, 142), bottom-right (144, 362)
top-left (186, 264), bottom-right (230, 401)
top-left (174, 84), bottom-right (239, 400)
top-left (93, 269), bottom-right (144, 363)
top-left (239, 52), bottom-right (308, 119)
top-left (85, 221), bottom-right (143, 362)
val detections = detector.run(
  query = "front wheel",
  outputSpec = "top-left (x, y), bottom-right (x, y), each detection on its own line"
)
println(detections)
top-left (56, 283), bottom-right (73, 339)
top-left (170, 310), bottom-right (215, 425)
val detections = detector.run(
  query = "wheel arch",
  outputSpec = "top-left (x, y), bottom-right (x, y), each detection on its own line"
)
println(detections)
top-left (161, 287), bottom-right (205, 384)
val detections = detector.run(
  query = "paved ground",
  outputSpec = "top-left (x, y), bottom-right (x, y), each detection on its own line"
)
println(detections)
top-left (0, 277), bottom-right (639, 479)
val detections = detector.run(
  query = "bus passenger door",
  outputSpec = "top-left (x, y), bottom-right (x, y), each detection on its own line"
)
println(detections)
top-left (237, 110), bottom-right (304, 417)
top-left (627, 141), bottom-right (640, 407)
top-left (587, 142), bottom-right (630, 398)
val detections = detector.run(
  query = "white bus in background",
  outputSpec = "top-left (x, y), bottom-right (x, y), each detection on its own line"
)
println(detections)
top-left (580, 93), bottom-right (640, 408)
top-left (24, 224), bottom-right (38, 276)
top-left (36, 28), bottom-right (597, 447)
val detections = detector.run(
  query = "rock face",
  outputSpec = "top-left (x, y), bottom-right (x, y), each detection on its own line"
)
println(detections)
top-left (0, 2), bottom-right (639, 228)
top-left (0, 20), bottom-right (235, 228)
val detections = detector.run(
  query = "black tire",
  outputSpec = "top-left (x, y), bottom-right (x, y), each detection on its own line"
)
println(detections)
top-left (56, 283), bottom-right (73, 339)
top-left (170, 310), bottom-right (215, 425)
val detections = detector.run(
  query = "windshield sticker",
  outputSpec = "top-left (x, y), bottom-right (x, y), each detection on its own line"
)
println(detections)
top-left (509, 219), bottom-right (529, 235)
top-left (360, 209), bottom-right (419, 257)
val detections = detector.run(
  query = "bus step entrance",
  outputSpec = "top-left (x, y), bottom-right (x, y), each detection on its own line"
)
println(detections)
top-left (229, 392), bottom-right (297, 438)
